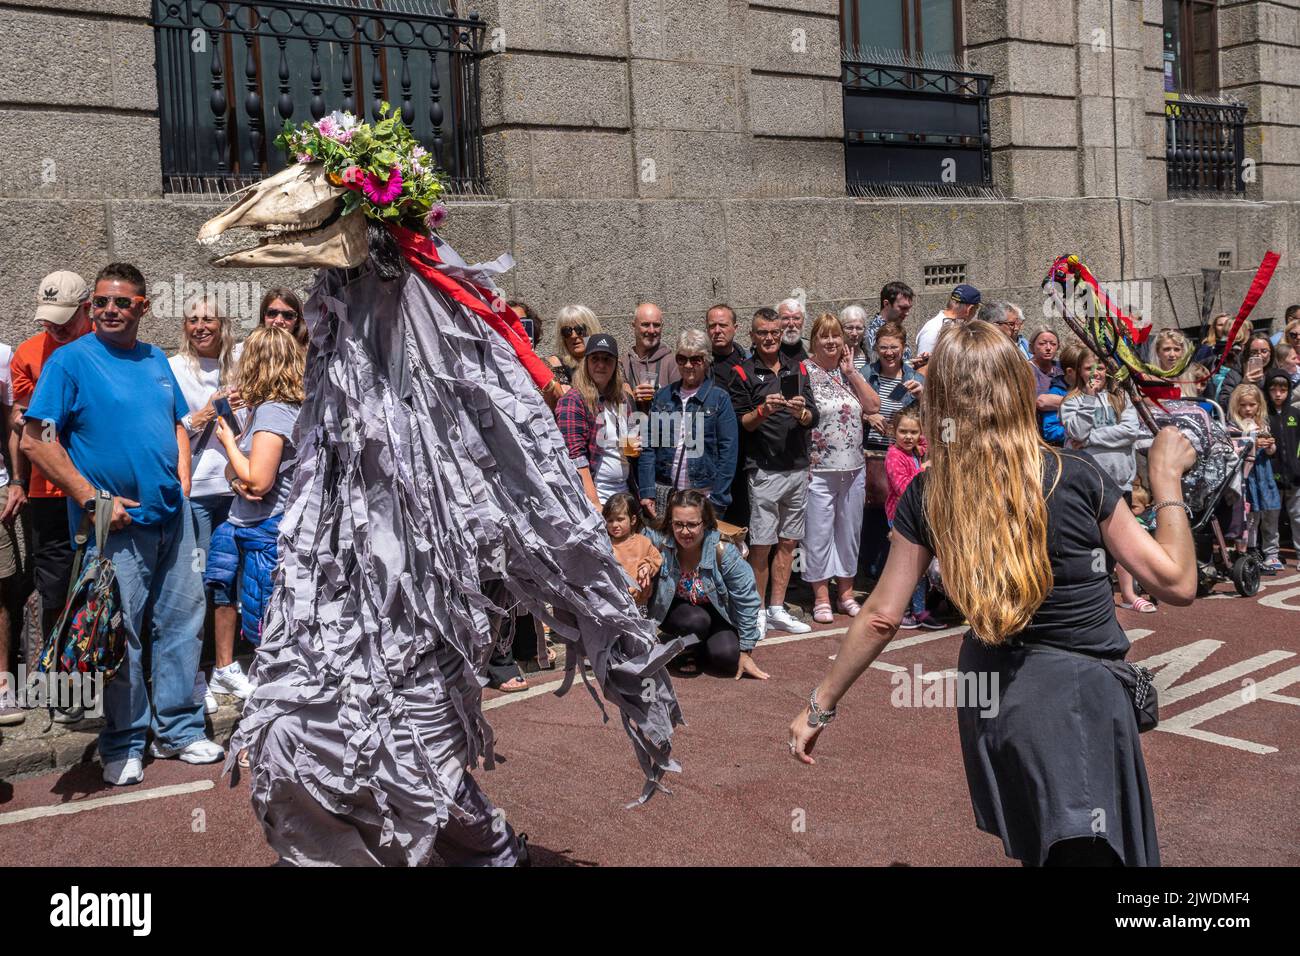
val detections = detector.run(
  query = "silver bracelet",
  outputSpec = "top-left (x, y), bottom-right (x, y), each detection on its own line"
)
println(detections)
top-left (1152, 500), bottom-right (1191, 521)
top-left (807, 688), bottom-right (837, 728)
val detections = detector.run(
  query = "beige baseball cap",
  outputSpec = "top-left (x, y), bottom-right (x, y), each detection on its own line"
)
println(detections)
top-left (35, 270), bottom-right (90, 325)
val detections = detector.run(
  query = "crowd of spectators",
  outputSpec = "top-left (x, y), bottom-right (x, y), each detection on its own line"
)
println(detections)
top-left (0, 266), bottom-right (304, 787)
top-left (4, 262), bottom-right (1300, 777)
top-left (546, 283), bottom-right (1300, 680)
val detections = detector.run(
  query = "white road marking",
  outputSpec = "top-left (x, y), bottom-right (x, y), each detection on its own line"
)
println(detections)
top-left (1157, 665), bottom-right (1300, 754)
top-left (0, 780), bottom-right (214, 827)
top-left (1125, 628), bottom-right (1155, 643)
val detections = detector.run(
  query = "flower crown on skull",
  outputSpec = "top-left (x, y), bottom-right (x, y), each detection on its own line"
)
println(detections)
top-left (276, 105), bottom-right (449, 232)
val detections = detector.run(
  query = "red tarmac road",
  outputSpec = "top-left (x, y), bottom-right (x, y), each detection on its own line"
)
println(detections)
top-left (3, 570), bottom-right (1299, 867)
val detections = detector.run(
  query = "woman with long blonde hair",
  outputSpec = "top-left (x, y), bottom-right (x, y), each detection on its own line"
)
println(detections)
top-left (789, 320), bottom-right (1199, 866)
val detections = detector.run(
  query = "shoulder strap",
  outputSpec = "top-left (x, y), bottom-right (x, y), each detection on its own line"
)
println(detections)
top-left (63, 490), bottom-right (113, 609)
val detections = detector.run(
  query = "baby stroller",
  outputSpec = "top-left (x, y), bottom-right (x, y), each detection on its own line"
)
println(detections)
top-left (1144, 399), bottom-right (1260, 597)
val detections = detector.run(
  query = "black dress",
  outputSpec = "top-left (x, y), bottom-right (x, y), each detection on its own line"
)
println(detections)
top-left (892, 450), bottom-right (1160, 866)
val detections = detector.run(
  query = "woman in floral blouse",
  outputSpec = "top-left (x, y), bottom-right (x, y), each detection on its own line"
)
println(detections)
top-left (804, 313), bottom-right (881, 622)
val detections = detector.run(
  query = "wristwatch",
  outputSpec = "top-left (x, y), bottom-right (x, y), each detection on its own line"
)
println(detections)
top-left (10, 477), bottom-right (26, 491)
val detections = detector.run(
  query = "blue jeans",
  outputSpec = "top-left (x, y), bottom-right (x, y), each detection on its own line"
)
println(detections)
top-left (94, 501), bottom-right (208, 762)
top-left (190, 494), bottom-right (240, 607)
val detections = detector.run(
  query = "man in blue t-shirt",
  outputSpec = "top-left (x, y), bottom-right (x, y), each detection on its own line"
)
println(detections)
top-left (22, 262), bottom-right (223, 786)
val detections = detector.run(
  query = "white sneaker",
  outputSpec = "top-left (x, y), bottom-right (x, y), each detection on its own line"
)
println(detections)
top-left (103, 756), bottom-right (144, 786)
top-left (149, 737), bottom-right (225, 764)
top-left (766, 605), bottom-right (811, 634)
top-left (756, 608), bottom-right (767, 639)
top-left (209, 661), bottom-right (254, 701)
top-left (193, 671), bottom-right (218, 715)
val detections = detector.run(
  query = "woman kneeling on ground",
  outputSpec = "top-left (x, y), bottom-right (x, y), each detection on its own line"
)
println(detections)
top-left (789, 319), bottom-right (1198, 867)
top-left (646, 490), bottom-right (766, 680)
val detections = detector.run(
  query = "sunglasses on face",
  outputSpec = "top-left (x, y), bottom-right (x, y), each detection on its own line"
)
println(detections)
top-left (265, 308), bottom-right (299, 320)
top-left (92, 295), bottom-right (146, 310)
top-left (672, 520), bottom-right (703, 532)
top-left (675, 354), bottom-right (705, 366)
top-left (753, 330), bottom-right (781, 339)
top-left (561, 325), bottom-right (587, 338)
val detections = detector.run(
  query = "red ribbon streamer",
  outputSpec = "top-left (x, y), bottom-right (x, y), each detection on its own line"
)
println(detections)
top-left (388, 224), bottom-right (557, 392)
top-left (1212, 250), bottom-right (1280, 375)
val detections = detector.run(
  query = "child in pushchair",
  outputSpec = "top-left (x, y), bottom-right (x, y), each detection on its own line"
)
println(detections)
top-left (1144, 397), bottom-right (1264, 596)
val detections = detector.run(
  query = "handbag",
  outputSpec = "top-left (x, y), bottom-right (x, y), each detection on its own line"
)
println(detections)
top-left (864, 450), bottom-right (890, 508)
top-left (1021, 642), bottom-right (1158, 733)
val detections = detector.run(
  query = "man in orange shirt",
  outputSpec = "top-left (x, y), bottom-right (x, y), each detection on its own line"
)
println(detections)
top-left (4, 272), bottom-right (93, 710)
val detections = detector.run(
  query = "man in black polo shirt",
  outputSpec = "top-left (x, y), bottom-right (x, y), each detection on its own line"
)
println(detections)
top-left (706, 303), bottom-right (747, 387)
top-left (727, 310), bottom-right (817, 637)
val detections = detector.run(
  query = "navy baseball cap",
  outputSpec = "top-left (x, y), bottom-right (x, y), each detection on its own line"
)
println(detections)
top-left (952, 283), bottom-right (981, 305)
top-left (586, 333), bottom-right (619, 358)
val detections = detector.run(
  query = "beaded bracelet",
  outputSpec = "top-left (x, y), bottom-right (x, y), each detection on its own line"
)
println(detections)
top-left (1152, 500), bottom-right (1191, 521)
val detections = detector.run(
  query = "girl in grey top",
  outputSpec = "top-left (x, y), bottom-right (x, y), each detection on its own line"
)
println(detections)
top-left (214, 325), bottom-right (304, 522)
top-left (1060, 350), bottom-right (1155, 613)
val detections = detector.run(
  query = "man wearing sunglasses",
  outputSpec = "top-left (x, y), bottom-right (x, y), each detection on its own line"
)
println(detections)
top-left (726, 308), bottom-right (818, 636)
top-left (22, 262), bottom-right (221, 786)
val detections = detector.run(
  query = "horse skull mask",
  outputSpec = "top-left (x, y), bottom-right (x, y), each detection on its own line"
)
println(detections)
top-left (197, 163), bottom-right (367, 268)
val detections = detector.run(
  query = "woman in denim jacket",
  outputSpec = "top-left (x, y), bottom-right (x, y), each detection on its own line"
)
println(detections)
top-left (645, 490), bottom-right (766, 679)
top-left (637, 331), bottom-right (738, 521)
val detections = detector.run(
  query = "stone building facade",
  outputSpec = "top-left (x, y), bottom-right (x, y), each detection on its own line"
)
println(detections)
top-left (2, 0), bottom-right (1297, 355)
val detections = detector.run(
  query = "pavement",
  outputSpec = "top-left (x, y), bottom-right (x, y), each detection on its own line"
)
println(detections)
top-left (2, 566), bottom-right (1299, 867)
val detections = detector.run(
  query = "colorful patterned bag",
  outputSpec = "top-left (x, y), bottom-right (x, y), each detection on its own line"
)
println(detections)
top-left (36, 491), bottom-right (128, 682)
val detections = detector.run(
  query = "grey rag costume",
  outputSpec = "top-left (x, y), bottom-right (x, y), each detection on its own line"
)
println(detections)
top-left (200, 157), bottom-right (684, 866)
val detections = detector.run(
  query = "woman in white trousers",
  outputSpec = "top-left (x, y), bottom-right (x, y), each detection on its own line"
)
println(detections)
top-left (803, 313), bottom-right (880, 623)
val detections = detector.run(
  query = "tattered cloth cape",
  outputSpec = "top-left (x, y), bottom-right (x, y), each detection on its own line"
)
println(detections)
top-left (226, 234), bottom-right (686, 865)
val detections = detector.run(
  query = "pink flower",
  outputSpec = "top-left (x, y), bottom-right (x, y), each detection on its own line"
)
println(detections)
top-left (296, 151), bottom-right (314, 163)
top-left (362, 166), bottom-right (403, 205)
top-left (425, 203), bottom-right (448, 229)
top-left (341, 165), bottom-right (365, 188)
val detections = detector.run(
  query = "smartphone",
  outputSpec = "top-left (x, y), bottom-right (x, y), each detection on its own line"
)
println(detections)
top-left (213, 397), bottom-right (240, 431)
top-left (780, 370), bottom-right (800, 400)
top-left (1248, 354), bottom-right (1264, 373)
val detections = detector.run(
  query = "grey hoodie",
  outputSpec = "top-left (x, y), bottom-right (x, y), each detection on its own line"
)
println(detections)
top-left (1060, 392), bottom-right (1151, 491)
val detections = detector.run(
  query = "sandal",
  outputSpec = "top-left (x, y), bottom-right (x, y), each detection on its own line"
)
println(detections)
top-left (837, 597), bottom-right (861, 617)
top-left (1119, 597), bottom-right (1157, 613)
top-left (812, 604), bottom-right (834, 624)
top-left (496, 676), bottom-right (530, 693)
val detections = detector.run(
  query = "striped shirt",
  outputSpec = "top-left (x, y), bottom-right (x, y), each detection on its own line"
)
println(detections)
top-left (865, 371), bottom-right (910, 450)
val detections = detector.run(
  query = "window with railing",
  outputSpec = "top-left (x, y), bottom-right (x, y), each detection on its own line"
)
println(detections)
top-left (1165, 94), bottom-right (1245, 194)
top-left (149, 0), bottom-right (487, 194)
top-left (840, 48), bottom-right (992, 194)
top-left (838, 2), bottom-right (987, 194)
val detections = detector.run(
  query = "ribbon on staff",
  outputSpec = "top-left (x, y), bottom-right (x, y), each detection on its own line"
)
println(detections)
top-left (1211, 250), bottom-right (1280, 375)
top-left (389, 224), bottom-right (558, 393)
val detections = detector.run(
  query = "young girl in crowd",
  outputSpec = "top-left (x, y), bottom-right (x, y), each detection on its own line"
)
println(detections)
top-left (885, 410), bottom-right (939, 629)
top-left (211, 325), bottom-right (304, 646)
top-left (1060, 350), bottom-right (1154, 611)
top-left (604, 493), bottom-right (662, 607)
top-left (1228, 383), bottom-right (1281, 569)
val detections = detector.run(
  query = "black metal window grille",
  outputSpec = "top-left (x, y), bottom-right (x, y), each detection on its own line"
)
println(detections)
top-left (150, 0), bottom-right (487, 195)
top-left (841, 47), bottom-right (992, 195)
top-left (1165, 94), bottom-right (1245, 194)
top-left (1218, 250), bottom-right (1231, 268)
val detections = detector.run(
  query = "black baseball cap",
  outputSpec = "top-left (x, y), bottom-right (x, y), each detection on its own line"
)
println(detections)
top-left (586, 333), bottom-right (618, 358)
top-left (952, 283), bottom-right (982, 305)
